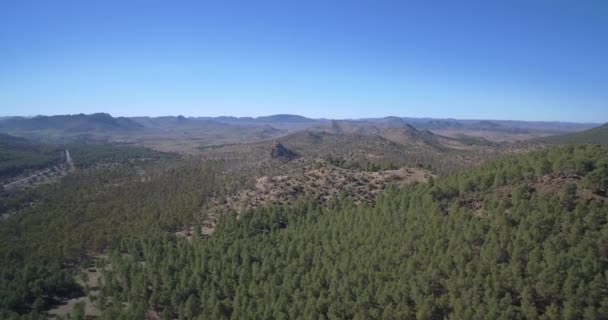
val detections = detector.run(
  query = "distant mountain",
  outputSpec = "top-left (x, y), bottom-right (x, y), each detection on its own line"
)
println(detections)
top-left (255, 114), bottom-right (314, 123)
top-left (313, 120), bottom-right (381, 135)
top-left (408, 118), bottom-right (530, 133)
top-left (541, 123), bottom-right (608, 145)
top-left (130, 116), bottom-right (188, 129)
top-left (363, 116), bottom-right (410, 128)
top-left (204, 114), bottom-right (322, 131)
top-left (282, 122), bottom-right (453, 155)
top-left (309, 119), bottom-right (462, 149)
top-left (131, 116), bottom-right (287, 140)
top-left (406, 117), bottom-right (596, 134)
top-left (209, 116), bottom-right (255, 123)
top-left (314, 119), bottom-right (422, 135)
top-left (0, 113), bottom-right (142, 133)
top-left (0, 113), bottom-right (598, 148)
top-left (380, 125), bottom-right (439, 146)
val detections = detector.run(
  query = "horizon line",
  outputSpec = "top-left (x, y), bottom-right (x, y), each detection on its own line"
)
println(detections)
top-left (0, 112), bottom-right (603, 125)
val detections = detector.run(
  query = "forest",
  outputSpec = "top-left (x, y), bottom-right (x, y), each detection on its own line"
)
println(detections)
top-left (66, 143), bottom-right (175, 168)
top-left (95, 145), bottom-right (608, 319)
top-left (0, 144), bottom-right (247, 318)
top-left (2, 144), bottom-right (605, 319)
top-left (0, 134), bottom-right (62, 181)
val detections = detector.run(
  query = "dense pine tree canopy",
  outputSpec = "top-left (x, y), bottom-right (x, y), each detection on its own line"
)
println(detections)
top-left (0, 134), bottom-right (62, 180)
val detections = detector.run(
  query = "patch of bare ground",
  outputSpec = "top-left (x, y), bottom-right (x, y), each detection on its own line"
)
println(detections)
top-left (529, 172), bottom-right (606, 201)
top-left (220, 163), bottom-right (427, 222)
top-left (47, 295), bottom-right (99, 319)
top-left (146, 310), bottom-right (161, 320)
top-left (176, 223), bottom-right (215, 240)
top-left (47, 254), bottom-right (106, 319)
top-left (177, 162), bottom-right (433, 239)
top-left (229, 165), bottom-right (430, 210)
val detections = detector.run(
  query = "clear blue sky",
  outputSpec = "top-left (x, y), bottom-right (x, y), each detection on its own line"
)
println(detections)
top-left (1, 0), bottom-right (606, 122)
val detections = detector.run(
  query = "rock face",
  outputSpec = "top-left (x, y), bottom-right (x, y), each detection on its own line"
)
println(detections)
top-left (270, 142), bottom-right (296, 160)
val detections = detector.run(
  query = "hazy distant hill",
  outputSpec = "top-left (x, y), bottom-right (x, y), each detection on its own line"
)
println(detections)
top-left (0, 113), bottom-right (598, 150)
top-left (0, 114), bottom-right (290, 147)
top-left (380, 125), bottom-right (443, 147)
top-left (0, 113), bottom-right (142, 133)
top-left (207, 114), bottom-right (323, 131)
top-left (208, 114), bottom-right (596, 140)
top-left (312, 120), bottom-right (381, 135)
top-left (131, 116), bottom-right (237, 131)
top-left (198, 126), bottom-right (499, 177)
top-left (310, 119), bottom-right (470, 150)
top-left (130, 115), bottom-right (190, 129)
top-left (255, 114), bottom-right (315, 123)
top-left (541, 123), bottom-right (608, 145)
top-left (404, 118), bottom-right (596, 134)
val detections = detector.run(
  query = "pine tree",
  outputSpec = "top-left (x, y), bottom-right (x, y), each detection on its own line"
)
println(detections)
top-left (72, 301), bottom-right (86, 320)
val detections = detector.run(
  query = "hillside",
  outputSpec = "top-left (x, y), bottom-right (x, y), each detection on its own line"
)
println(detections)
top-left (199, 128), bottom-right (502, 177)
top-left (541, 123), bottom-right (608, 145)
top-left (206, 163), bottom-right (432, 219)
top-left (91, 145), bottom-right (608, 319)
top-left (311, 119), bottom-right (500, 149)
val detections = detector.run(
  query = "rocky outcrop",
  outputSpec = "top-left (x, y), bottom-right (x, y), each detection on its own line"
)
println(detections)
top-left (270, 142), bottom-right (296, 160)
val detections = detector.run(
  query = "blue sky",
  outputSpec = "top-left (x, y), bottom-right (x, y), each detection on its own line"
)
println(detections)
top-left (1, 1), bottom-right (607, 122)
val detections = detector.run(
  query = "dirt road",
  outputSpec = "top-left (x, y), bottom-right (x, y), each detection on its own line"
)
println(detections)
top-left (2, 149), bottom-right (74, 192)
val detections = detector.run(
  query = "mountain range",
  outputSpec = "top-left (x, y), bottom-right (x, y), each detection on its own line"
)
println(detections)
top-left (0, 113), bottom-right (598, 141)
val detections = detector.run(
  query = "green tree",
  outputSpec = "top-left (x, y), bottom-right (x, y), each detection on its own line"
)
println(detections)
top-left (72, 301), bottom-right (86, 320)
top-left (583, 166), bottom-right (608, 195)
top-left (559, 183), bottom-right (577, 211)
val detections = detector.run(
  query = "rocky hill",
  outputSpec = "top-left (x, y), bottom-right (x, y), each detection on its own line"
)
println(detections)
top-left (270, 142), bottom-right (297, 160)
top-left (204, 161), bottom-right (433, 226)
